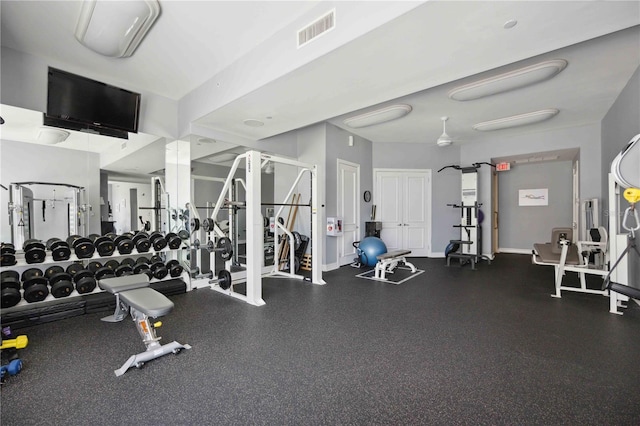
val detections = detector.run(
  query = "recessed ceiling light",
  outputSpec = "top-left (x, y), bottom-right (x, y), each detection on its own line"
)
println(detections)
top-left (449, 59), bottom-right (568, 101)
top-left (197, 137), bottom-right (215, 144)
top-left (343, 104), bottom-right (412, 128)
top-left (244, 119), bottom-right (265, 127)
top-left (36, 127), bottom-right (70, 144)
top-left (472, 109), bottom-right (559, 131)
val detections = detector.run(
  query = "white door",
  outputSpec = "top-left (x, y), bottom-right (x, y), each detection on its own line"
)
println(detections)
top-left (337, 159), bottom-right (360, 266)
top-left (375, 169), bottom-right (431, 256)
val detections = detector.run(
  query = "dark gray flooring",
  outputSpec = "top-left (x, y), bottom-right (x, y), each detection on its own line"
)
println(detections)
top-left (2, 254), bottom-right (640, 425)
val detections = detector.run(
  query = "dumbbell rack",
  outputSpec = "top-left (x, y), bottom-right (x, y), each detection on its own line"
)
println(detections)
top-left (0, 245), bottom-right (188, 311)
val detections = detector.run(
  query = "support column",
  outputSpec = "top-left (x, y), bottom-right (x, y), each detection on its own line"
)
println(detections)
top-left (311, 166), bottom-right (326, 284)
top-left (245, 150), bottom-right (266, 305)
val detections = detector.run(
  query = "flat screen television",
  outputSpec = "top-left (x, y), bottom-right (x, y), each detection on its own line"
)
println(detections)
top-left (44, 67), bottom-right (141, 139)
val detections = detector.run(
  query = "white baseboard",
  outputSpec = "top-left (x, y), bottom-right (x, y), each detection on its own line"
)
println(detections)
top-left (498, 248), bottom-right (532, 255)
top-left (323, 262), bottom-right (340, 272)
top-left (431, 252), bottom-right (445, 258)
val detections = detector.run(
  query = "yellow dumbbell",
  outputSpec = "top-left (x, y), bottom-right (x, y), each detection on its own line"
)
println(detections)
top-left (623, 188), bottom-right (640, 205)
top-left (1, 335), bottom-right (28, 350)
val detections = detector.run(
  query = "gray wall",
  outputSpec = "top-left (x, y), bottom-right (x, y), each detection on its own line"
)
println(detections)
top-left (0, 139), bottom-right (101, 242)
top-left (325, 123), bottom-right (373, 265)
top-left (498, 161), bottom-right (573, 250)
top-left (372, 142), bottom-right (461, 254)
top-left (461, 123), bottom-right (602, 255)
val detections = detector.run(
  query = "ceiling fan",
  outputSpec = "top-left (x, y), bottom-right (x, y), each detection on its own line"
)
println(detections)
top-left (436, 116), bottom-right (453, 147)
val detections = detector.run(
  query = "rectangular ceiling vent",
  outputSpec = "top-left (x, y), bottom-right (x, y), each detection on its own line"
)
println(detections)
top-left (297, 9), bottom-right (335, 48)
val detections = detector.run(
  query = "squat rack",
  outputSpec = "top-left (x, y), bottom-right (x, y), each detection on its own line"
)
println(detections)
top-left (190, 150), bottom-right (325, 306)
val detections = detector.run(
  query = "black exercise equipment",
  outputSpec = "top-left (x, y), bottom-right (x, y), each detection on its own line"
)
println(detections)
top-left (73, 269), bottom-right (97, 294)
top-left (201, 218), bottom-right (215, 232)
top-left (120, 258), bottom-right (136, 268)
top-left (114, 235), bottom-right (134, 255)
top-left (190, 217), bottom-right (200, 232)
top-left (178, 230), bottom-right (190, 240)
top-left (93, 236), bottom-right (115, 256)
top-left (1, 243), bottom-right (17, 266)
top-left (205, 237), bottom-right (233, 260)
top-left (46, 238), bottom-right (71, 261)
top-left (166, 260), bottom-right (184, 278)
top-left (48, 272), bottom-right (74, 298)
top-left (115, 264), bottom-right (134, 277)
top-left (104, 259), bottom-right (120, 271)
top-left (209, 269), bottom-right (232, 290)
top-left (23, 239), bottom-right (46, 264)
top-left (1, 271), bottom-right (21, 308)
top-left (23, 276), bottom-right (49, 303)
top-left (135, 256), bottom-right (150, 265)
top-left (44, 265), bottom-right (64, 279)
top-left (133, 263), bottom-right (153, 279)
top-left (66, 262), bottom-right (85, 277)
top-left (21, 267), bottom-right (44, 282)
top-left (68, 236), bottom-right (96, 259)
top-left (104, 232), bottom-right (117, 241)
top-left (132, 232), bottom-right (151, 253)
top-left (150, 262), bottom-right (168, 280)
top-left (165, 233), bottom-right (182, 250)
top-left (94, 266), bottom-right (115, 281)
top-left (86, 261), bottom-right (103, 274)
top-left (149, 232), bottom-right (167, 251)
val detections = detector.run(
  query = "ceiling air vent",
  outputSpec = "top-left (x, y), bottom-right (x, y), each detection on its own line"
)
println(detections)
top-left (297, 9), bottom-right (335, 48)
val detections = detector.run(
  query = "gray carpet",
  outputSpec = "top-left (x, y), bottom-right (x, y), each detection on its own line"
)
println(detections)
top-left (2, 254), bottom-right (640, 425)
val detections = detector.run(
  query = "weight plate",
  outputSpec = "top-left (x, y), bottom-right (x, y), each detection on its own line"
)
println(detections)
top-left (87, 261), bottom-right (103, 274)
top-left (51, 244), bottom-right (71, 261)
top-left (152, 236), bottom-right (167, 251)
top-left (23, 239), bottom-right (45, 251)
top-left (94, 236), bottom-right (115, 256)
top-left (1, 287), bottom-right (21, 308)
top-left (105, 260), bottom-right (120, 270)
top-left (292, 231), bottom-right (302, 251)
top-left (65, 235), bottom-right (83, 248)
top-left (21, 268), bottom-right (44, 282)
top-left (75, 276), bottom-right (96, 294)
top-left (45, 266), bottom-right (64, 279)
top-left (51, 279), bottom-right (73, 298)
top-left (135, 238), bottom-right (151, 253)
top-left (66, 262), bottom-right (85, 276)
top-left (218, 269), bottom-right (232, 290)
top-left (1, 270), bottom-right (20, 282)
top-left (217, 237), bottom-right (233, 260)
top-left (177, 230), bottom-right (190, 241)
top-left (46, 238), bottom-right (62, 250)
top-left (150, 262), bottom-right (168, 280)
top-left (115, 265), bottom-right (133, 277)
top-left (24, 247), bottom-right (46, 264)
top-left (202, 218), bottom-right (215, 232)
top-left (166, 260), bottom-right (184, 278)
top-left (120, 258), bottom-right (135, 267)
top-left (23, 283), bottom-right (49, 303)
top-left (166, 234), bottom-right (182, 249)
top-left (116, 238), bottom-right (134, 255)
top-left (1, 276), bottom-right (20, 291)
top-left (73, 270), bottom-right (93, 283)
top-left (94, 267), bottom-right (115, 281)
top-left (190, 217), bottom-right (200, 231)
top-left (104, 233), bottom-right (117, 240)
top-left (135, 256), bottom-right (150, 265)
top-left (133, 263), bottom-right (150, 275)
top-left (132, 232), bottom-right (149, 245)
top-left (49, 272), bottom-right (72, 286)
top-left (150, 254), bottom-right (164, 264)
top-left (1, 253), bottom-right (17, 266)
top-left (74, 241), bottom-right (96, 259)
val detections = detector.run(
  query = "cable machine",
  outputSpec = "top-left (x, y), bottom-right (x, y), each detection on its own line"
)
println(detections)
top-left (438, 162), bottom-right (495, 269)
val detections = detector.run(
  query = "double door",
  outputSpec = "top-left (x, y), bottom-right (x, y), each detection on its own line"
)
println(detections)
top-left (374, 170), bottom-right (431, 256)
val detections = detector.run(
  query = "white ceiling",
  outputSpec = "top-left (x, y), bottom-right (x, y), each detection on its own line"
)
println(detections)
top-left (1, 1), bottom-right (639, 174)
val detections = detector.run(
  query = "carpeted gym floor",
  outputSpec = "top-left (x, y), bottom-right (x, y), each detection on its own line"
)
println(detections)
top-left (2, 254), bottom-right (640, 425)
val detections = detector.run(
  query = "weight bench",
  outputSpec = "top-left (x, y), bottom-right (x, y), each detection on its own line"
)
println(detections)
top-left (99, 275), bottom-right (191, 377)
top-left (374, 250), bottom-right (417, 280)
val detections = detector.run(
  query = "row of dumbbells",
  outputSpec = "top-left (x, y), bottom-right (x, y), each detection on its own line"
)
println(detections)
top-left (0, 231), bottom-right (185, 266)
top-left (0, 256), bottom-right (185, 308)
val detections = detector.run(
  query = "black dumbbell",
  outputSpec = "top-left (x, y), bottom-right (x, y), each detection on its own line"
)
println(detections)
top-left (1, 242), bottom-right (17, 266)
top-left (132, 232), bottom-right (151, 253)
top-left (120, 258), bottom-right (136, 268)
top-left (94, 266), bottom-right (115, 281)
top-left (22, 271), bottom-right (49, 303)
top-left (23, 239), bottom-right (46, 264)
top-left (46, 238), bottom-right (71, 261)
top-left (93, 236), bottom-right (115, 256)
top-left (104, 232), bottom-right (117, 241)
top-left (165, 233), bottom-right (182, 250)
top-left (133, 262), bottom-right (153, 279)
top-left (104, 259), bottom-right (120, 271)
top-left (48, 272), bottom-right (74, 298)
top-left (149, 232), bottom-right (167, 251)
top-left (150, 254), bottom-right (164, 264)
top-left (87, 233), bottom-right (101, 241)
top-left (87, 261), bottom-right (103, 274)
top-left (67, 235), bottom-right (96, 259)
top-left (150, 262), bottom-right (168, 280)
top-left (135, 256), bottom-right (150, 265)
top-left (66, 262), bottom-right (85, 277)
top-left (114, 235), bottom-right (134, 255)
top-left (1, 270), bottom-right (22, 308)
top-left (45, 265), bottom-right (64, 280)
top-left (166, 260), bottom-right (184, 278)
top-left (73, 269), bottom-right (97, 294)
top-left (115, 264), bottom-right (133, 277)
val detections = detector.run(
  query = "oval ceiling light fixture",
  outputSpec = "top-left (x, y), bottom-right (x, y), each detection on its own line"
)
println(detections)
top-left (472, 108), bottom-right (559, 132)
top-left (343, 104), bottom-right (412, 129)
top-left (243, 119), bottom-right (265, 127)
top-left (75, 0), bottom-right (160, 58)
top-left (448, 59), bottom-right (568, 101)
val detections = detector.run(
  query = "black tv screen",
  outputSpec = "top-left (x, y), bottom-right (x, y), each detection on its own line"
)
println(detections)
top-left (45, 67), bottom-right (140, 138)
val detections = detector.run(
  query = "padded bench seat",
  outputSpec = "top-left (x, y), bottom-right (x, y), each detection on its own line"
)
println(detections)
top-left (533, 242), bottom-right (580, 265)
top-left (377, 250), bottom-right (411, 260)
top-left (99, 274), bottom-right (150, 293)
top-left (119, 287), bottom-right (174, 318)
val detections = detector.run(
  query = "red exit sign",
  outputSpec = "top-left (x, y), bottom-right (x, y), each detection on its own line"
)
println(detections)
top-left (496, 162), bottom-right (511, 171)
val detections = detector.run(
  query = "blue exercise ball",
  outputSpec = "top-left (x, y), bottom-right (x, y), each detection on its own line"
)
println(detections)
top-left (358, 236), bottom-right (387, 267)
